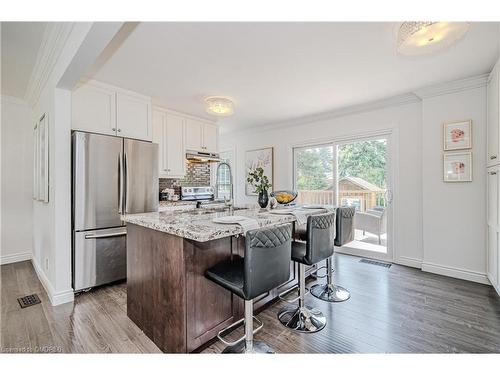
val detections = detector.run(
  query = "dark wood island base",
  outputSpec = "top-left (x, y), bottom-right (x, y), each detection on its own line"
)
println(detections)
top-left (126, 223), bottom-right (298, 353)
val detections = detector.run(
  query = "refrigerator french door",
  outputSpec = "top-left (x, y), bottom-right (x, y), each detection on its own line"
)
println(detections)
top-left (72, 131), bottom-right (158, 291)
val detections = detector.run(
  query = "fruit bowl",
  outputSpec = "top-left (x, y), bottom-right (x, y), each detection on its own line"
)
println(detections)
top-left (270, 190), bottom-right (298, 205)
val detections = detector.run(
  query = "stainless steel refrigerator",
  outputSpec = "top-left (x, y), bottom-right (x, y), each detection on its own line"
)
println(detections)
top-left (72, 131), bottom-right (158, 291)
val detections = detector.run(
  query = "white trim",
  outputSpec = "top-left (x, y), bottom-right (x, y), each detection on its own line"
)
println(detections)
top-left (25, 23), bottom-right (74, 107)
top-left (421, 261), bottom-right (491, 285)
top-left (31, 258), bottom-right (74, 306)
top-left (0, 251), bottom-right (32, 265)
top-left (1, 95), bottom-right (29, 107)
top-left (414, 73), bottom-right (489, 99)
top-left (222, 73), bottom-right (488, 136)
top-left (394, 256), bottom-right (422, 269)
top-left (224, 93), bottom-right (419, 135)
top-left (152, 103), bottom-right (217, 125)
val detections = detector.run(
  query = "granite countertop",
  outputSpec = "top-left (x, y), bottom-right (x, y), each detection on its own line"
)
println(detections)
top-left (159, 200), bottom-right (196, 212)
top-left (122, 208), bottom-right (302, 242)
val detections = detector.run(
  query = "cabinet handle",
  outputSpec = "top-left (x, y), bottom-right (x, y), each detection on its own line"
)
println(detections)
top-left (112, 128), bottom-right (116, 131)
top-left (490, 172), bottom-right (497, 175)
top-left (491, 155), bottom-right (497, 160)
top-left (117, 129), bottom-right (122, 132)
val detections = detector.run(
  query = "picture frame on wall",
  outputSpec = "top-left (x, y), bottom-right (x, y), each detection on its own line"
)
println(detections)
top-left (443, 151), bottom-right (472, 182)
top-left (245, 147), bottom-right (274, 196)
top-left (33, 122), bottom-right (39, 200)
top-left (443, 120), bottom-right (472, 151)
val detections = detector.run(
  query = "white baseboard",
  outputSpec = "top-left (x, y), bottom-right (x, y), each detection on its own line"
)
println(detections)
top-left (31, 258), bottom-right (74, 306)
top-left (0, 251), bottom-right (32, 265)
top-left (486, 272), bottom-right (500, 296)
top-left (421, 261), bottom-right (490, 285)
top-left (394, 256), bottom-right (422, 269)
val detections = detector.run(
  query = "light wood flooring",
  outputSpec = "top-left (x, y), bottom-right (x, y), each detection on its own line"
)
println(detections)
top-left (2, 255), bottom-right (500, 353)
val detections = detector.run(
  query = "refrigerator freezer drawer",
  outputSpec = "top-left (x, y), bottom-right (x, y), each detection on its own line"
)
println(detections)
top-left (73, 227), bottom-right (127, 291)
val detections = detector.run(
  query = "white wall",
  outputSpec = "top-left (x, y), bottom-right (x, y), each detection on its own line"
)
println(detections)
top-left (1, 96), bottom-right (34, 264)
top-left (421, 87), bottom-right (488, 283)
top-left (221, 82), bottom-right (488, 282)
top-left (221, 100), bottom-right (424, 267)
top-left (31, 23), bottom-right (93, 305)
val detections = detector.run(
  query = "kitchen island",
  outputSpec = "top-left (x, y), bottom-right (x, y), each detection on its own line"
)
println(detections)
top-left (123, 208), bottom-right (323, 353)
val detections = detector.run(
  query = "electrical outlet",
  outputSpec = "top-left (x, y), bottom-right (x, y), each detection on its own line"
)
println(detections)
top-left (45, 258), bottom-right (49, 271)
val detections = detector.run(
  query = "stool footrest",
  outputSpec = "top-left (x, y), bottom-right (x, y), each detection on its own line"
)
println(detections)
top-left (217, 316), bottom-right (263, 347)
top-left (310, 265), bottom-right (335, 279)
top-left (278, 284), bottom-right (310, 304)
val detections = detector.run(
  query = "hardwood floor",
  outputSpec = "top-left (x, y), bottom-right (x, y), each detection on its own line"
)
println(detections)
top-left (2, 254), bottom-right (500, 353)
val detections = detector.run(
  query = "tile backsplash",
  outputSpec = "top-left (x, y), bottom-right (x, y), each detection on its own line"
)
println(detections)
top-left (159, 162), bottom-right (211, 196)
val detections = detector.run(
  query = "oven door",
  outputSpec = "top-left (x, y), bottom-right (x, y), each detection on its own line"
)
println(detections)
top-left (73, 227), bottom-right (127, 291)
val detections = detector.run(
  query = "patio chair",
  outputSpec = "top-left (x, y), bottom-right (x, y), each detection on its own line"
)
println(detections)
top-left (354, 208), bottom-right (387, 245)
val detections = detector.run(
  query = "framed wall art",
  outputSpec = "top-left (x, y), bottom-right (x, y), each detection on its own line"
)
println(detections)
top-left (443, 120), bottom-right (472, 151)
top-left (443, 151), bottom-right (472, 182)
top-left (245, 147), bottom-right (274, 196)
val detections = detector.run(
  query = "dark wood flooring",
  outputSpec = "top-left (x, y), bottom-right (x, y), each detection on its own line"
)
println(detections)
top-left (2, 254), bottom-right (500, 353)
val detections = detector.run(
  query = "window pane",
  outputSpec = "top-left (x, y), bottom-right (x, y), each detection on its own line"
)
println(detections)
top-left (294, 145), bottom-right (334, 205)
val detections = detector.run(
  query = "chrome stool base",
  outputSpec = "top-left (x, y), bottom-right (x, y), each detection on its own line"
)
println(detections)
top-left (277, 305), bottom-right (327, 333)
top-left (222, 340), bottom-right (275, 354)
top-left (310, 283), bottom-right (350, 302)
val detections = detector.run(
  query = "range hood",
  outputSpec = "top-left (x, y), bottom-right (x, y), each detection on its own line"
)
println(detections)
top-left (186, 149), bottom-right (221, 163)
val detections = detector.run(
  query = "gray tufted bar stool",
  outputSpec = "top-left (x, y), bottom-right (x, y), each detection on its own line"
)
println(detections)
top-left (277, 212), bottom-right (336, 333)
top-left (310, 208), bottom-right (351, 302)
top-left (205, 223), bottom-right (293, 353)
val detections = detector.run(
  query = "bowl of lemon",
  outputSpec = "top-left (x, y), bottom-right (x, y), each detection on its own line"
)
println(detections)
top-left (270, 190), bottom-right (298, 205)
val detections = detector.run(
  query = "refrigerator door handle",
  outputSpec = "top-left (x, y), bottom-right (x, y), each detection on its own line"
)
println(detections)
top-left (124, 152), bottom-right (129, 213)
top-left (118, 152), bottom-right (124, 214)
top-left (84, 231), bottom-right (127, 239)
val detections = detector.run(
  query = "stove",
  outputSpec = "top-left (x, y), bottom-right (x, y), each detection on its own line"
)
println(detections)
top-left (180, 186), bottom-right (215, 201)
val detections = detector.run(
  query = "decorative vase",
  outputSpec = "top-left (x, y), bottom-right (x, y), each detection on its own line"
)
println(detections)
top-left (258, 190), bottom-right (269, 209)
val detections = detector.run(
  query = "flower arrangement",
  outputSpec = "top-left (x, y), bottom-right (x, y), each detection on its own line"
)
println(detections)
top-left (246, 167), bottom-right (272, 194)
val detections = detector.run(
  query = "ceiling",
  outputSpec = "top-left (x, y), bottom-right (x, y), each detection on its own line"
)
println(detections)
top-left (90, 22), bottom-right (499, 133)
top-left (1, 22), bottom-right (47, 98)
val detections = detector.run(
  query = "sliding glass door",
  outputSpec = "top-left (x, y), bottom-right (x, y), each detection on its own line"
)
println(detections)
top-left (294, 144), bottom-right (335, 205)
top-left (293, 134), bottom-right (393, 262)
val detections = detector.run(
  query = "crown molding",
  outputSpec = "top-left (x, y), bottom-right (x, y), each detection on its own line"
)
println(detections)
top-left (1, 95), bottom-right (29, 107)
top-left (413, 73), bottom-right (489, 99)
top-left (222, 92), bottom-right (420, 136)
top-left (24, 23), bottom-right (74, 107)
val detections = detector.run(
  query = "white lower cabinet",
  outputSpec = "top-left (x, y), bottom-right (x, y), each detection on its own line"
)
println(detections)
top-left (487, 166), bottom-right (500, 294)
top-left (152, 109), bottom-right (186, 178)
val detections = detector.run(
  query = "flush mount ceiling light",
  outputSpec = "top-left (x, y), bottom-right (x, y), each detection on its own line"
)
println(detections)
top-left (397, 22), bottom-right (470, 56)
top-left (205, 96), bottom-right (235, 116)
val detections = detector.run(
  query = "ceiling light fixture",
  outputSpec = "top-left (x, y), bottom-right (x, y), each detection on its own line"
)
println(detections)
top-left (205, 96), bottom-right (235, 116)
top-left (397, 22), bottom-right (470, 56)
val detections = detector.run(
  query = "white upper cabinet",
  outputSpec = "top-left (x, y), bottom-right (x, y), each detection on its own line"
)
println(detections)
top-left (152, 109), bottom-right (186, 178)
top-left (72, 83), bottom-right (116, 136)
top-left (185, 118), bottom-right (204, 151)
top-left (185, 118), bottom-right (218, 153)
top-left (116, 92), bottom-right (152, 141)
top-left (203, 123), bottom-right (219, 153)
top-left (72, 80), bottom-right (152, 141)
top-left (488, 62), bottom-right (500, 167)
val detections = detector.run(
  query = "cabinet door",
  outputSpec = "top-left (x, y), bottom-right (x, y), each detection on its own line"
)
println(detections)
top-left (488, 64), bottom-right (499, 166)
top-left (488, 167), bottom-right (499, 228)
top-left (165, 113), bottom-right (186, 177)
top-left (203, 123), bottom-right (219, 153)
top-left (488, 225), bottom-right (498, 287)
top-left (185, 119), bottom-right (203, 151)
top-left (116, 92), bottom-right (152, 141)
top-left (152, 110), bottom-right (167, 176)
top-left (71, 83), bottom-right (116, 135)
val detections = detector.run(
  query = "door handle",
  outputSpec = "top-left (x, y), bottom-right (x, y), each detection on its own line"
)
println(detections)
top-left (85, 232), bottom-right (126, 239)
top-left (118, 152), bottom-right (124, 214)
top-left (124, 153), bottom-right (129, 213)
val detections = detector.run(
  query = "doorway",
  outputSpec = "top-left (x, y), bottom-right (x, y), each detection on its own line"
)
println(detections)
top-left (293, 133), bottom-right (393, 262)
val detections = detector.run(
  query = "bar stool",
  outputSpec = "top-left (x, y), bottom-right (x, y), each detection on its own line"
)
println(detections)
top-left (277, 212), bottom-right (335, 333)
top-left (205, 223), bottom-right (293, 353)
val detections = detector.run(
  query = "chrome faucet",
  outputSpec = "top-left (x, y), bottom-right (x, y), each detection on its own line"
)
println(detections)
top-left (216, 162), bottom-right (233, 206)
